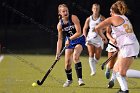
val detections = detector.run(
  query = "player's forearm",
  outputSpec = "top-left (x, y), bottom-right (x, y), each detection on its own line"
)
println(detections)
top-left (99, 31), bottom-right (107, 40)
top-left (83, 28), bottom-right (87, 37)
top-left (56, 39), bottom-right (63, 55)
top-left (106, 33), bottom-right (113, 40)
top-left (69, 31), bottom-right (81, 40)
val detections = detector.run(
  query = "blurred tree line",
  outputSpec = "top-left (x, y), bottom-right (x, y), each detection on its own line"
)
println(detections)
top-left (0, 0), bottom-right (139, 54)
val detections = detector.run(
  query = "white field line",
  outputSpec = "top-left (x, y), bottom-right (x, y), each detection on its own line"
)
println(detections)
top-left (0, 55), bottom-right (4, 63)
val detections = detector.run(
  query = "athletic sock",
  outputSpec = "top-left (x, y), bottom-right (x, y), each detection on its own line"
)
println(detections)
top-left (65, 69), bottom-right (72, 80)
top-left (126, 69), bottom-right (140, 78)
top-left (94, 56), bottom-right (98, 63)
top-left (106, 65), bottom-right (111, 72)
top-left (116, 72), bottom-right (128, 91)
top-left (75, 62), bottom-right (82, 79)
top-left (89, 57), bottom-right (96, 73)
top-left (110, 71), bottom-right (116, 82)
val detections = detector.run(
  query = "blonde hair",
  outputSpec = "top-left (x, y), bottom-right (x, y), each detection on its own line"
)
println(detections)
top-left (58, 4), bottom-right (68, 19)
top-left (111, 0), bottom-right (128, 15)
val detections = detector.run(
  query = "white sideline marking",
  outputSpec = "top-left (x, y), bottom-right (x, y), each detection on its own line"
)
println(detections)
top-left (0, 55), bottom-right (4, 63)
top-left (16, 79), bottom-right (25, 82)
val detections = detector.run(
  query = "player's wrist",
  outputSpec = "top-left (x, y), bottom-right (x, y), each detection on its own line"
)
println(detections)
top-left (67, 37), bottom-right (71, 41)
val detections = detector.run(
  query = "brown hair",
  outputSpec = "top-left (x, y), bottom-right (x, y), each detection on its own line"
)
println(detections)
top-left (58, 4), bottom-right (68, 19)
top-left (111, 0), bottom-right (128, 15)
top-left (92, 3), bottom-right (100, 10)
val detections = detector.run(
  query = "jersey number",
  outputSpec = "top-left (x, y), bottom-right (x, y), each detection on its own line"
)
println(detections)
top-left (68, 31), bottom-right (74, 36)
top-left (123, 24), bottom-right (133, 33)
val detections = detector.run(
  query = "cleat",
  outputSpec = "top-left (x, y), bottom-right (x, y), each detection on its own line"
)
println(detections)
top-left (78, 79), bottom-right (85, 86)
top-left (105, 70), bottom-right (110, 79)
top-left (63, 80), bottom-right (72, 87)
top-left (117, 89), bottom-right (129, 93)
top-left (108, 80), bottom-right (114, 88)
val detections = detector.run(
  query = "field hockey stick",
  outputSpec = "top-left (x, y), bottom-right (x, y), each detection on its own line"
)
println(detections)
top-left (101, 43), bottom-right (118, 70)
top-left (37, 46), bottom-right (66, 85)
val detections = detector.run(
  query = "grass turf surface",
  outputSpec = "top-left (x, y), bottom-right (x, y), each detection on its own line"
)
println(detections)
top-left (0, 55), bottom-right (140, 93)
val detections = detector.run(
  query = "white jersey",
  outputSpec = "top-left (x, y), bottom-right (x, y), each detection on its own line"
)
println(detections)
top-left (111, 15), bottom-right (139, 57)
top-left (86, 15), bottom-right (104, 49)
top-left (89, 15), bottom-right (101, 32)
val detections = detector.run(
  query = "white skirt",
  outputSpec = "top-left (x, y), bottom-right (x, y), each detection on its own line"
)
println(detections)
top-left (118, 41), bottom-right (140, 58)
top-left (86, 32), bottom-right (104, 49)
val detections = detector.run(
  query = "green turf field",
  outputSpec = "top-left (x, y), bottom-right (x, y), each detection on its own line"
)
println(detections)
top-left (0, 55), bottom-right (140, 93)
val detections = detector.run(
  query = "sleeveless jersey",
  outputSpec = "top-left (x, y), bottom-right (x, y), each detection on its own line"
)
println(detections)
top-left (86, 15), bottom-right (104, 49)
top-left (60, 15), bottom-right (76, 37)
top-left (89, 15), bottom-right (102, 32)
top-left (111, 15), bottom-right (138, 48)
top-left (60, 15), bottom-right (86, 49)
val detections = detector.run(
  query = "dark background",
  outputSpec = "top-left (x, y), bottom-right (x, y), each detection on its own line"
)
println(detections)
top-left (0, 0), bottom-right (140, 55)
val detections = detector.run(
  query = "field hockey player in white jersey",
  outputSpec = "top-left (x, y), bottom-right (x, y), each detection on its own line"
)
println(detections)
top-left (95, 1), bottom-right (140, 93)
top-left (106, 27), bottom-right (140, 89)
top-left (105, 28), bottom-right (117, 79)
top-left (83, 3), bottom-right (107, 76)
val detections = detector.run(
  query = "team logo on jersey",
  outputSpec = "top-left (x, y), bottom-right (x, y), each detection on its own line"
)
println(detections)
top-left (63, 25), bottom-right (75, 31)
top-left (110, 48), bottom-right (113, 51)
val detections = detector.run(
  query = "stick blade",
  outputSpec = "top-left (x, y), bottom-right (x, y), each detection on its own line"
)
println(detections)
top-left (37, 80), bottom-right (42, 86)
top-left (101, 63), bottom-right (105, 70)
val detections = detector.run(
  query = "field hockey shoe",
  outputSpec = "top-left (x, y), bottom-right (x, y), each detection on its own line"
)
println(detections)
top-left (105, 70), bottom-right (110, 79)
top-left (108, 80), bottom-right (114, 88)
top-left (90, 72), bottom-right (96, 76)
top-left (63, 80), bottom-right (73, 87)
top-left (117, 89), bottom-right (129, 93)
top-left (78, 78), bottom-right (85, 86)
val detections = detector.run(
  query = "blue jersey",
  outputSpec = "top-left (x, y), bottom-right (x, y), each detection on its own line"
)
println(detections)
top-left (60, 15), bottom-right (76, 37)
top-left (60, 15), bottom-right (85, 49)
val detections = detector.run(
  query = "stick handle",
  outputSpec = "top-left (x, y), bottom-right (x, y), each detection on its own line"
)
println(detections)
top-left (57, 46), bottom-right (66, 59)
